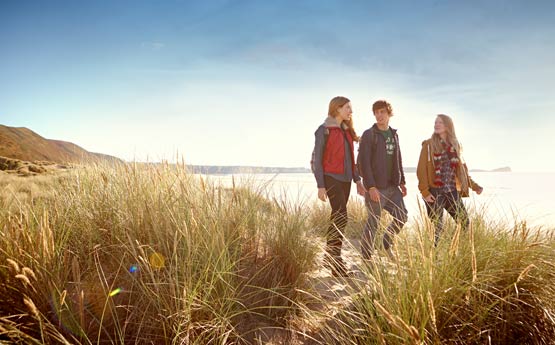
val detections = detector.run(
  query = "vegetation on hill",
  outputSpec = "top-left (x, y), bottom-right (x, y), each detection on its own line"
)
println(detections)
top-left (0, 156), bottom-right (70, 176)
top-left (0, 124), bottom-right (120, 164)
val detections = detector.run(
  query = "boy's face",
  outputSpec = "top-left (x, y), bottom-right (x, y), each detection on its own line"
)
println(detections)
top-left (373, 107), bottom-right (391, 127)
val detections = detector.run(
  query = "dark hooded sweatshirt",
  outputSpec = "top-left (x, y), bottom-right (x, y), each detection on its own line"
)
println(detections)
top-left (357, 124), bottom-right (406, 190)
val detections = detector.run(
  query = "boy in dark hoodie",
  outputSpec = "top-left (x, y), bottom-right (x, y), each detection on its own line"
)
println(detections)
top-left (357, 100), bottom-right (408, 260)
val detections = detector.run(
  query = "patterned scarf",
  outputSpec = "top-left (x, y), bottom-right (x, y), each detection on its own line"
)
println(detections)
top-left (432, 140), bottom-right (460, 187)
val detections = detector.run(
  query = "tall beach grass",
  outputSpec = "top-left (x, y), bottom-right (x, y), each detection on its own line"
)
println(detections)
top-left (0, 162), bottom-right (318, 344)
top-left (1, 163), bottom-right (555, 344)
top-left (307, 204), bottom-right (555, 344)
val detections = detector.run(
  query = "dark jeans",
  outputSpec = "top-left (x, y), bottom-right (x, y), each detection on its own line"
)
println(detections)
top-left (324, 175), bottom-right (351, 260)
top-left (361, 185), bottom-right (408, 259)
top-left (424, 188), bottom-right (469, 245)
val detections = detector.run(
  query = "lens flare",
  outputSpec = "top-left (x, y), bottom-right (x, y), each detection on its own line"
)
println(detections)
top-left (129, 264), bottom-right (139, 273)
top-left (149, 252), bottom-right (165, 269)
top-left (109, 287), bottom-right (123, 297)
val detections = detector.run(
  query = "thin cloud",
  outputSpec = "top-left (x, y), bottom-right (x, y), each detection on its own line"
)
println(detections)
top-left (141, 42), bottom-right (165, 50)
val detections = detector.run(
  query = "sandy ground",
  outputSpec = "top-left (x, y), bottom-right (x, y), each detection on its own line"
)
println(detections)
top-left (251, 237), bottom-right (399, 345)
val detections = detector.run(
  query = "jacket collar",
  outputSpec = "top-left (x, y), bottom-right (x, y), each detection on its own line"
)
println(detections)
top-left (325, 116), bottom-right (349, 130)
top-left (371, 123), bottom-right (397, 134)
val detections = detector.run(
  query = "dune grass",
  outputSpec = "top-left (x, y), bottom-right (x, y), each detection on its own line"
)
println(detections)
top-left (0, 162), bottom-right (318, 344)
top-left (1, 163), bottom-right (555, 344)
top-left (308, 210), bottom-right (555, 344)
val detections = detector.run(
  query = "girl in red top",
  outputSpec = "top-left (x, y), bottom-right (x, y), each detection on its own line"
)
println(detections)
top-left (313, 96), bottom-right (365, 276)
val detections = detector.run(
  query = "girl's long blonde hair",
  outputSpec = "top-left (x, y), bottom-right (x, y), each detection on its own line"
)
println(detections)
top-left (328, 96), bottom-right (359, 142)
top-left (430, 114), bottom-right (461, 155)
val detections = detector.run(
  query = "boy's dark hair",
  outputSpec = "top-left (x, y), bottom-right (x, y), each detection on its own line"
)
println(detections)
top-left (372, 100), bottom-right (393, 115)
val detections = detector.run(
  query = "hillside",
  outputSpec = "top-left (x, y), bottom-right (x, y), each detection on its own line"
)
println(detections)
top-left (0, 124), bottom-right (121, 164)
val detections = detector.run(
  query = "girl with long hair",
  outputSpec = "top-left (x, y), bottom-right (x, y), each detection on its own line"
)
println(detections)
top-left (312, 96), bottom-right (365, 276)
top-left (417, 114), bottom-right (483, 245)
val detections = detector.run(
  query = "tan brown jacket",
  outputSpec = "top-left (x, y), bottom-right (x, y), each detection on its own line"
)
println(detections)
top-left (417, 139), bottom-right (482, 198)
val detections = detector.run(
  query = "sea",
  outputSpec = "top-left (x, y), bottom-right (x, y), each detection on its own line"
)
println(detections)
top-left (204, 172), bottom-right (555, 230)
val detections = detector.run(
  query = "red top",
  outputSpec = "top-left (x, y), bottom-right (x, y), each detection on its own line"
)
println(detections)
top-left (323, 127), bottom-right (356, 176)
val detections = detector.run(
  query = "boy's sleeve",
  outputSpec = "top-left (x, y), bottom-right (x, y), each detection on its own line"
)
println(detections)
top-left (357, 130), bottom-right (376, 190)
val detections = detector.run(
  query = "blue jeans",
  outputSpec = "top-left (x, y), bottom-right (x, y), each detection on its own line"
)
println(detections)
top-left (424, 189), bottom-right (469, 246)
top-left (361, 186), bottom-right (408, 259)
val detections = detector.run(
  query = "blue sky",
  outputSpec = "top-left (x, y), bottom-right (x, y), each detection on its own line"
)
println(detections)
top-left (1, 0), bottom-right (554, 171)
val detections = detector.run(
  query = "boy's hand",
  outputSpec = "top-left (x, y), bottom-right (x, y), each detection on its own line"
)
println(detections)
top-left (368, 187), bottom-right (380, 202)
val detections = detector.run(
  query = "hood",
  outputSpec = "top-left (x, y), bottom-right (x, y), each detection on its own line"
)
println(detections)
top-left (324, 116), bottom-right (349, 130)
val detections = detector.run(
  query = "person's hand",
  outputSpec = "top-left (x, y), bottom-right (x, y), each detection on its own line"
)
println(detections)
top-left (318, 188), bottom-right (328, 202)
top-left (423, 194), bottom-right (435, 203)
top-left (368, 187), bottom-right (380, 203)
top-left (356, 181), bottom-right (366, 196)
top-left (400, 184), bottom-right (407, 197)
top-left (476, 187), bottom-right (483, 195)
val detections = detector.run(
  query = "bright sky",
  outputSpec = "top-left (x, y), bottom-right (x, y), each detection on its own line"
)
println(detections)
top-left (1, 1), bottom-right (554, 172)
